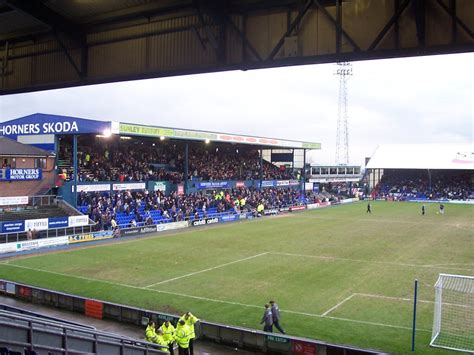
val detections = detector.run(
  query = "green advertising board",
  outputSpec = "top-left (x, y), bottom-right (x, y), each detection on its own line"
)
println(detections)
top-left (120, 123), bottom-right (174, 137)
top-left (267, 335), bottom-right (290, 344)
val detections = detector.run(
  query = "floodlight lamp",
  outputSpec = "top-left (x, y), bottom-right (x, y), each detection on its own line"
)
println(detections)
top-left (205, 139), bottom-right (210, 144)
top-left (102, 129), bottom-right (112, 137)
top-left (160, 136), bottom-right (165, 141)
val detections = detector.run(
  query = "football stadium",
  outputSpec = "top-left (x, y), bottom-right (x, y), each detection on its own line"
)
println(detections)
top-left (1, 2), bottom-right (473, 355)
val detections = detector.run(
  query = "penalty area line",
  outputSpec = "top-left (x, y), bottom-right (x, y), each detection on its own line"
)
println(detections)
top-left (270, 252), bottom-right (474, 271)
top-left (0, 263), bottom-right (431, 333)
top-left (321, 294), bottom-right (356, 317)
top-left (145, 252), bottom-right (268, 288)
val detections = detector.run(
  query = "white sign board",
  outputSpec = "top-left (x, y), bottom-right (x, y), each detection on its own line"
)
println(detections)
top-left (0, 196), bottom-right (28, 206)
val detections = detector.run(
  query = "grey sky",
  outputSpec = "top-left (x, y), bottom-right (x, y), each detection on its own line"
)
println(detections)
top-left (1, 52), bottom-right (473, 166)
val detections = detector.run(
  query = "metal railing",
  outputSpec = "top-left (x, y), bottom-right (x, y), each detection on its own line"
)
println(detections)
top-left (0, 310), bottom-right (167, 355)
top-left (0, 224), bottom-right (98, 244)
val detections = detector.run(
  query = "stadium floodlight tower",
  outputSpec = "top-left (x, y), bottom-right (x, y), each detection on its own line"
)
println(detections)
top-left (335, 62), bottom-right (352, 165)
top-left (430, 273), bottom-right (474, 353)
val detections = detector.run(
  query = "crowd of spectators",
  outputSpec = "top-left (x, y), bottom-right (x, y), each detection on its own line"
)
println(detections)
top-left (78, 186), bottom-right (327, 230)
top-left (375, 170), bottom-right (473, 201)
top-left (59, 138), bottom-right (295, 183)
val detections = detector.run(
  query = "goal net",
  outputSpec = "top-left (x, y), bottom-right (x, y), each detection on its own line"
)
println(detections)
top-left (430, 273), bottom-right (474, 352)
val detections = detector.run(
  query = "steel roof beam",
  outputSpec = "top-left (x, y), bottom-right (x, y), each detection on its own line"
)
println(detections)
top-left (3, 0), bottom-right (83, 41)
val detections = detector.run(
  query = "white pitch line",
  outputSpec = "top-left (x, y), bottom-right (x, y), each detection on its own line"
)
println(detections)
top-left (1, 263), bottom-right (434, 333)
top-left (324, 315), bottom-right (431, 332)
top-left (321, 294), bottom-right (356, 317)
top-left (145, 252), bottom-right (268, 288)
top-left (354, 293), bottom-right (433, 304)
top-left (270, 251), bottom-right (474, 271)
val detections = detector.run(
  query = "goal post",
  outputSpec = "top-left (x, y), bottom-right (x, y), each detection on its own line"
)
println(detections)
top-left (430, 273), bottom-right (474, 352)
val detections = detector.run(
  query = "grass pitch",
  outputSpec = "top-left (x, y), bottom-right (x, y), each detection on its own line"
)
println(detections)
top-left (1, 201), bottom-right (473, 354)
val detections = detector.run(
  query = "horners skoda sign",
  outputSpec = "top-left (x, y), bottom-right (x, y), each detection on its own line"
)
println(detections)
top-left (0, 121), bottom-right (79, 135)
top-left (0, 114), bottom-right (113, 137)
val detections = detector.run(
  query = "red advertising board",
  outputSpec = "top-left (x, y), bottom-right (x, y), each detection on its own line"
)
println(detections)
top-left (85, 299), bottom-right (103, 319)
top-left (177, 184), bottom-right (184, 195)
top-left (18, 286), bottom-right (32, 298)
top-left (236, 181), bottom-right (245, 188)
top-left (291, 340), bottom-right (317, 355)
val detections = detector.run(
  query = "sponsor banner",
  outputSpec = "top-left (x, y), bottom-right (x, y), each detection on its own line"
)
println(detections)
top-left (153, 181), bottom-right (167, 192)
top-left (16, 240), bottom-right (39, 251)
top-left (220, 214), bottom-right (238, 222)
top-left (48, 216), bottom-right (69, 229)
top-left (0, 281), bottom-right (5, 292)
top-left (291, 205), bottom-right (306, 211)
top-left (0, 242), bottom-right (17, 254)
top-left (306, 203), bottom-right (320, 210)
top-left (279, 207), bottom-right (290, 213)
top-left (18, 286), bottom-right (32, 298)
top-left (277, 180), bottom-right (290, 187)
top-left (261, 180), bottom-right (276, 188)
top-left (15, 236), bottom-right (69, 252)
top-left (68, 231), bottom-right (113, 244)
top-left (156, 221), bottom-right (189, 232)
top-left (267, 335), bottom-right (290, 344)
top-left (340, 198), bottom-right (354, 204)
top-left (1, 168), bottom-right (42, 181)
top-left (0, 115), bottom-right (111, 136)
top-left (73, 184), bottom-right (110, 193)
top-left (197, 181), bottom-right (229, 189)
top-left (119, 123), bottom-right (174, 137)
top-left (25, 218), bottom-right (48, 231)
top-left (313, 183), bottom-right (320, 193)
top-left (139, 226), bottom-right (158, 234)
top-left (263, 208), bottom-right (279, 215)
top-left (239, 213), bottom-right (248, 220)
top-left (289, 180), bottom-right (300, 186)
top-left (118, 123), bottom-right (320, 148)
top-left (122, 227), bottom-right (140, 236)
top-left (6, 282), bottom-right (15, 295)
top-left (112, 183), bottom-right (146, 191)
top-left (192, 217), bottom-right (219, 227)
top-left (291, 340), bottom-right (317, 354)
top-left (236, 181), bottom-right (245, 188)
top-left (68, 215), bottom-right (89, 227)
top-left (1, 220), bottom-right (25, 233)
top-left (0, 196), bottom-right (28, 206)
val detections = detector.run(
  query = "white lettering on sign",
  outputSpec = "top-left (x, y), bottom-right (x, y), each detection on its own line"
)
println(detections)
top-left (0, 121), bottom-right (79, 135)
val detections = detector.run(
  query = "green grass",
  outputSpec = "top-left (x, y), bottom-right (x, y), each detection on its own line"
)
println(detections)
top-left (1, 201), bottom-right (473, 354)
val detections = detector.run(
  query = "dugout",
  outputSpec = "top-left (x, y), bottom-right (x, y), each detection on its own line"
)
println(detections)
top-left (0, 113), bottom-right (321, 207)
top-left (365, 144), bottom-right (474, 199)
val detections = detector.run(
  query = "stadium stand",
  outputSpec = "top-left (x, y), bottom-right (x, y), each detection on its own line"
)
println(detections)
top-left (0, 309), bottom-right (167, 354)
top-left (374, 169), bottom-right (473, 201)
top-left (77, 187), bottom-right (328, 229)
top-left (59, 138), bottom-right (295, 183)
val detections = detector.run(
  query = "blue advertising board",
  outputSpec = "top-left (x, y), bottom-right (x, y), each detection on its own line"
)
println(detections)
top-left (313, 183), bottom-right (320, 193)
top-left (0, 113), bottom-right (112, 137)
top-left (197, 181), bottom-right (230, 189)
top-left (261, 180), bottom-right (276, 187)
top-left (220, 214), bottom-right (238, 222)
top-left (1, 221), bottom-right (25, 233)
top-left (1, 168), bottom-right (42, 181)
top-left (48, 217), bottom-right (69, 229)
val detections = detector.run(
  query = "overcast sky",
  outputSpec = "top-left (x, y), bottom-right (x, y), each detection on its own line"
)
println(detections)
top-left (1, 52), bottom-right (473, 166)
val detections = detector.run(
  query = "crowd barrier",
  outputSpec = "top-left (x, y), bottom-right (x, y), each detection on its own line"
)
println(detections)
top-left (0, 280), bottom-right (383, 355)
